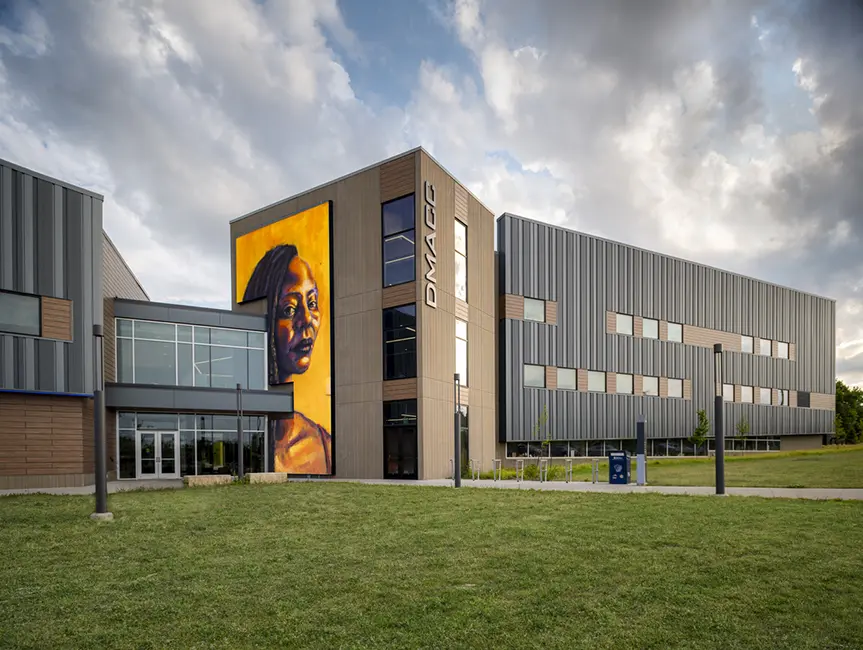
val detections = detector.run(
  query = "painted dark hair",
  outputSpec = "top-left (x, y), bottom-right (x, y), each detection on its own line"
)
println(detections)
top-left (243, 244), bottom-right (299, 385)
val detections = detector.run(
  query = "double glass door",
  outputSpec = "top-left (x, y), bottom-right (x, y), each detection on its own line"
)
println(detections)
top-left (384, 426), bottom-right (418, 480)
top-left (137, 431), bottom-right (180, 479)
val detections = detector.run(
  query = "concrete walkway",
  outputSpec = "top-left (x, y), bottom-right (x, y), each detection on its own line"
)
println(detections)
top-left (2, 478), bottom-right (862, 501)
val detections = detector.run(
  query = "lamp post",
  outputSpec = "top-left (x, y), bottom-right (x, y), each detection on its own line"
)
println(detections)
top-left (714, 343), bottom-right (726, 495)
top-left (90, 324), bottom-right (112, 521)
top-left (236, 383), bottom-right (245, 481)
top-left (454, 373), bottom-right (462, 488)
top-left (636, 414), bottom-right (647, 486)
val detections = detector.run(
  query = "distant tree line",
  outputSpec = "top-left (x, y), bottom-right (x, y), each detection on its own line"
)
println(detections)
top-left (834, 379), bottom-right (863, 444)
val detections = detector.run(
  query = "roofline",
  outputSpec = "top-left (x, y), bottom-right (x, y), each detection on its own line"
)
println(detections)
top-left (113, 297), bottom-right (251, 317)
top-left (102, 232), bottom-right (150, 300)
top-left (230, 146), bottom-right (494, 225)
top-left (498, 212), bottom-right (837, 304)
top-left (0, 156), bottom-right (105, 200)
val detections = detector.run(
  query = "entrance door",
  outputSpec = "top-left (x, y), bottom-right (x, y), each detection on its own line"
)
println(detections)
top-left (384, 426), bottom-right (418, 480)
top-left (137, 431), bottom-right (179, 479)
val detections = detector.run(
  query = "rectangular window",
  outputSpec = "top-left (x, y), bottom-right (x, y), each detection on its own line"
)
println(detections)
top-left (524, 298), bottom-right (545, 322)
top-left (642, 375), bottom-right (659, 396)
top-left (668, 378), bottom-right (683, 398)
top-left (723, 383), bottom-right (734, 402)
top-left (741, 336), bottom-right (754, 353)
top-left (455, 319), bottom-right (468, 386)
top-left (667, 322), bottom-right (683, 343)
top-left (524, 364), bottom-right (545, 388)
top-left (797, 391), bottom-right (810, 408)
top-left (616, 373), bottom-right (633, 394)
top-left (759, 388), bottom-right (772, 405)
top-left (558, 368), bottom-right (577, 390)
top-left (587, 371), bottom-right (606, 392)
top-left (642, 318), bottom-right (659, 339)
top-left (778, 389), bottom-right (790, 406)
top-left (759, 339), bottom-right (772, 356)
top-left (382, 194), bottom-right (416, 288)
top-left (383, 304), bottom-right (417, 380)
top-left (740, 386), bottom-right (754, 403)
top-left (777, 341), bottom-right (789, 359)
top-left (616, 314), bottom-right (633, 335)
top-left (455, 220), bottom-right (467, 302)
top-left (0, 291), bottom-right (41, 336)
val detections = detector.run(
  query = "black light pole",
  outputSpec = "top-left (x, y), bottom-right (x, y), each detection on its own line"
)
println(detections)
top-left (236, 383), bottom-right (245, 481)
top-left (714, 343), bottom-right (726, 495)
top-left (90, 324), bottom-right (112, 521)
top-left (454, 373), bottom-right (462, 488)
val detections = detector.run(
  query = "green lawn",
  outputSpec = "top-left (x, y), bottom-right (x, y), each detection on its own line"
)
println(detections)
top-left (485, 445), bottom-right (863, 488)
top-left (1, 484), bottom-right (862, 649)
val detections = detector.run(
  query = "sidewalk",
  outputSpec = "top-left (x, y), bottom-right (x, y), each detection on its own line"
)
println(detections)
top-left (2, 477), bottom-right (862, 501)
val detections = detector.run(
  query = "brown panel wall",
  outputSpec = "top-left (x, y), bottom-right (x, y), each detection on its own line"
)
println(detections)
top-left (682, 324), bottom-right (741, 352)
top-left (500, 294), bottom-right (524, 320)
top-left (634, 316), bottom-right (644, 338)
top-left (545, 301), bottom-right (558, 325)
top-left (380, 155), bottom-right (416, 203)
top-left (659, 376), bottom-right (669, 398)
top-left (382, 378), bottom-right (418, 401)
top-left (660, 320), bottom-right (669, 341)
top-left (734, 384), bottom-right (742, 402)
top-left (810, 393), bottom-right (836, 410)
top-left (789, 343), bottom-right (797, 361)
top-left (790, 390), bottom-right (798, 407)
top-left (683, 379), bottom-right (692, 401)
top-left (382, 282), bottom-right (416, 309)
top-left (634, 374), bottom-right (643, 396)
top-left (606, 372), bottom-right (617, 394)
top-left (780, 434), bottom-right (822, 451)
top-left (545, 367), bottom-right (557, 391)
top-left (455, 299), bottom-right (470, 322)
top-left (606, 311), bottom-right (616, 334)
top-left (454, 184), bottom-right (469, 224)
top-left (577, 369), bottom-right (589, 392)
top-left (40, 297), bottom-right (73, 341)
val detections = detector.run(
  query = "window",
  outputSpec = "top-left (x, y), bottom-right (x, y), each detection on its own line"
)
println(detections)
top-left (587, 371), bottom-right (606, 392)
top-left (616, 373), bottom-right (633, 394)
top-left (616, 314), bottom-right (633, 335)
top-left (455, 220), bottom-right (467, 302)
top-left (0, 290), bottom-right (41, 336)
top-left (524, 298), bottom-right (545, 322)
top-left (667, 322), bottom-right (683, 343)
top-left (797, 391), bottom-right (810, 408)
top-left (558, 368), bottom-right (577, 390)
top-left (642, 318), bottom-right (659, 339)
top-left (668, 378), bottom-right (683, 398)
top-left (455, 319), bottom-right (468, 385)
top-left (759, 338), bottom-right (772, 356)
top-left (524, 364), bottom-right (545, 388)
top-left (778, 389), bottom-right (790, 406)
top-left (382, 194), bottom-right (416, 287)
top-left (741, 336), bottom-right (754, 353)
top-left (115, 319), bottom-right (265, 389)
top-left (740, 386), bottom-right (754, 403)
top-left (759, 388), bottom-right (772, 405)
top-left (723, 383), bottom-right (734, 402)
top-left (642, 376), bottom-right (659, 396)
top-left (777, 341), bottom-right (789, 359)
top-left (383, 304), bottom-right (417, 380)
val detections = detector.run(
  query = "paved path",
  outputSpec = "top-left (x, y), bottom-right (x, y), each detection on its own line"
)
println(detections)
top-left (2, 478), bottom-right (862, 501)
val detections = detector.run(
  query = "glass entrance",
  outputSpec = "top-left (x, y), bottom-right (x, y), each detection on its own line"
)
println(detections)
top-left (137, 431), bottom-right (179, 479)
top-left (384, 426), bottom-right (418, 480)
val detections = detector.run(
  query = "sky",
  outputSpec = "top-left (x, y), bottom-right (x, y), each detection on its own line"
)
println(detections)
top-left (0, 0), bottom-right (861, 384)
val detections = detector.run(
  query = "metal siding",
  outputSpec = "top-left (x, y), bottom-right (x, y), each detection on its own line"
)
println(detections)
top-left (53, 185), bottom-right (66, 392)
top-left (498, 214), bottom-right (835, 443)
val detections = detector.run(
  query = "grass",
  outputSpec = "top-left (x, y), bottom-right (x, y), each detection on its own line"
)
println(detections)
top-left (1, 483), bottom-right (863, 649)
top-left (482, 445), bottom-right (863, 489)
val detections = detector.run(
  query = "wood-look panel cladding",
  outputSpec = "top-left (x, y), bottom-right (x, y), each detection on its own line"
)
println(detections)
top-left (380, 154), bottom-right (417, 203)
top-left (418, 151), bottom-right (496, 478)
top-left (40, 297), bottom-right (73, 341)
top-left (382, 282), bottom-right (416, 309)
top-left (382, 378), bottom-right (417, 401)
top-left (545, 366), bottom-right (557, 391)
top-left (545, 301), bottom-right (558, 325)
top-left (500, 294), bottom-right (524, 320)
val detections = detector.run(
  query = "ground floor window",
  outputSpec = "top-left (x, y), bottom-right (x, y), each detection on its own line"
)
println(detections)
top-left (383, 400), bottom-right (418, 480)
top-left (505, 437), bottom-right (781, 458)
top-left (117, 412), bottom-right (267, 479)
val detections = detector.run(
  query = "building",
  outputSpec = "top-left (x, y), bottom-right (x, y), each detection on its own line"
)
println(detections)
top-left (0, 150), bottom-right (836, 489)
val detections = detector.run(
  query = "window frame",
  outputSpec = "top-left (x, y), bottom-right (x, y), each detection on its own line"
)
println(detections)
top-left (759, 387), bottom-right (772, 405)
top-left (523, 297), bottom-right (545, 323)
top-left (741, 335), bottom-right (754, 354)
top-left (381, 193), bottom-right (417, 288)
top-left (740, 385), bottom-right (754, 403)
top-left (723, 383), bottom-right (734, 402)
top-left (776, 341), bottom-right (789, 359)
top-left (642, 375), bottom-right (659, 396)
top-left (382, 303), bottom-right (418, 381)
top-left (667, 378), bottom-right (684, 398)
top-left (0, 289), bottom-right (42, 337)
top-left (616, 313), bottom-right (633, 336)
top-left (667, 322), bottom-right (683, 343)
top-left (616, 373), bottom-right (633, 394)
top-left (557, 368), bottom-right (577, 390)
top-left (587, 371), bottom-right (606, 393)
top-left (524, 364), bottom-right (546, 388)
top-left (759, 338), bottom-right (772, 356)
top-left (642, 318), bottom-right (659, 340)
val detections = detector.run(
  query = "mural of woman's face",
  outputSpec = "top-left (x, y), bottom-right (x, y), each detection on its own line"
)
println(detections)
top-left (275, 256), bottom-right (320, 377)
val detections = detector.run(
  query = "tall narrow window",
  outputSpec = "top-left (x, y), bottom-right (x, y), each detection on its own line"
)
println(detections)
top-left (455, 220), bottom-right (467, 302)
top-left (455, 319), bottom-right (468, 386)
top-left (382, 194), bottom-right (416, 287)
top-left (383, 304), bottom-right (417, 380)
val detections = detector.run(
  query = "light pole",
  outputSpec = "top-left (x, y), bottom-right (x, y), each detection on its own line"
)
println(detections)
top-left (454, 373), bottom-right (462, 488)
top-left (236, 383), bottom-right (245, 481)
top-left (90, 324), bottom-right (112, 521)
top-left (714, 343), bottom-right (726, 495)
top-left (636, 414), bottom-right (647, 486)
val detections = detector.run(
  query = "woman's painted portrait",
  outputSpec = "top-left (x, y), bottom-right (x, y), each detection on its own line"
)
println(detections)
top-left (235, 202), bottom-right (333, 475)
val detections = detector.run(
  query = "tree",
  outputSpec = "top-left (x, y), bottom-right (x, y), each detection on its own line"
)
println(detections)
top-left (835, 379), bottom-right (863, 444)
top-left (532, 405), bottom-right (550, 459)
top-left (735, 415), bottom-right (750, 439)
top-left (690, 409), bottom-right (709, 447)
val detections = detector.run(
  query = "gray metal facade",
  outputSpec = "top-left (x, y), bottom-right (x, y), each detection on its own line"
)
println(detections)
top-left (0, 159), bottom-right (103, 395)
top-left (498, 213), bottom-right (836, 442)
top-left (105, 384), bottom-right (292, 414)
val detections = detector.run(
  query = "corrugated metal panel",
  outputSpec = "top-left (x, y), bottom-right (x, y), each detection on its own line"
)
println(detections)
top-left (499, 213), bottom-right (836, 442)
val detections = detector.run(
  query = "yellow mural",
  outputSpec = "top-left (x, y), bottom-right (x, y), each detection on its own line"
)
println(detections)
top-left (235, 202), bottom-right (332, 475)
